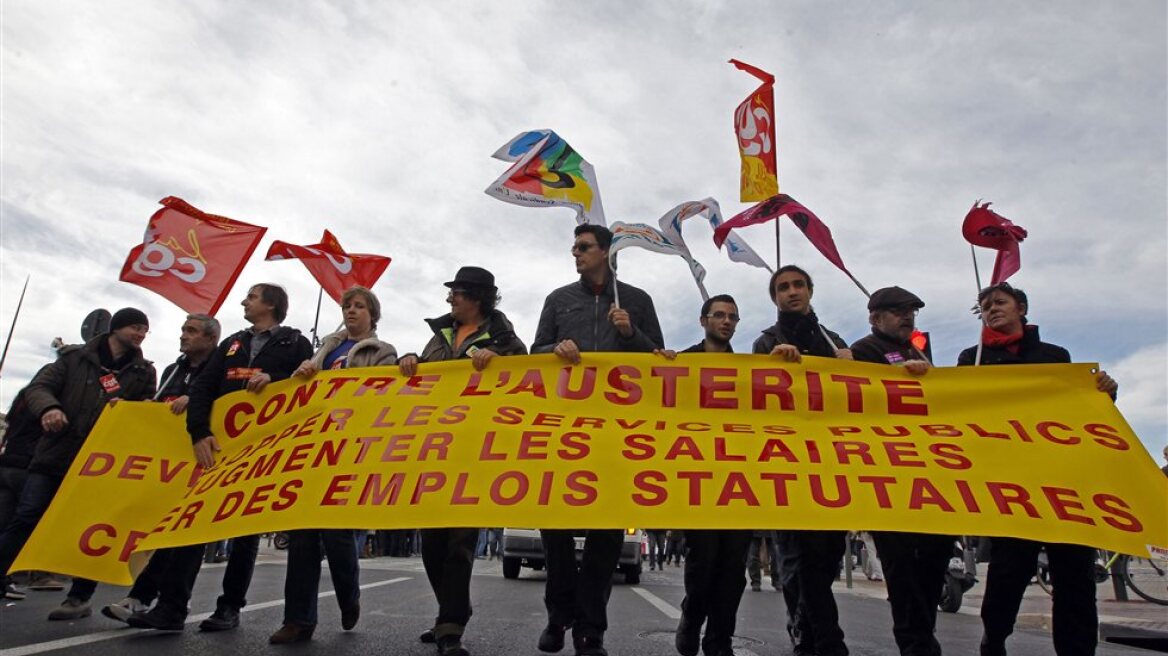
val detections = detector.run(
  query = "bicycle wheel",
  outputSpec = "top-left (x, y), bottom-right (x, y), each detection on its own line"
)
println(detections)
top-left (1121, 554), bottom-right (1168, 606)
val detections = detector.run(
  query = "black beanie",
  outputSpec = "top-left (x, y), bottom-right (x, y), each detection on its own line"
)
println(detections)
top-left (110, 307), bottom-right (149, 332)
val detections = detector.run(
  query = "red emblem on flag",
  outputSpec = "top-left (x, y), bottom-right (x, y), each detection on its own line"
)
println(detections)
top-left (962, 201), bottom-right (1028, 284)
top-left (119, 197), bottom-right (267, 315)
top-left (265, 231), bottom-right (390, 304)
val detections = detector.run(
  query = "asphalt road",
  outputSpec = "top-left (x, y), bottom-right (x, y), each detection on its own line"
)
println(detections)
top-left (0, 551), bottom-right (1151, 655)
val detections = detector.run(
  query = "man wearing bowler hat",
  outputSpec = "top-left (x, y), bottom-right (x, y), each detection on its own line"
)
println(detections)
top-left (399, 266), bottom-right (527, 656)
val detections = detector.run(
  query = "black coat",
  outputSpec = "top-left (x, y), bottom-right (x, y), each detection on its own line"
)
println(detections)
top-left (850, 330), bottom-right (930, 366)
top-left (957, 326), bottom-right (1069, 367)
top-left (752, 311), bottom-right (846, 358)
top-left (186, 326), bottom-right (313, 443)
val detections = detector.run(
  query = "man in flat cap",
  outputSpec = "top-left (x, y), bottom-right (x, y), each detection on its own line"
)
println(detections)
top-left (0, 307), bottom-right (156, 620)
top-left (850, 287), bottom-right (951, 656)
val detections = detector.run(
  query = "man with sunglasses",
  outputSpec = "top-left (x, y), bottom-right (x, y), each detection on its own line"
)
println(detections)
top-left (532, 223), bottom-right (664, 656)
top-left (850, 287), bottom-right (952, 656)
top-left (673, 294), bottom-right (752, 656)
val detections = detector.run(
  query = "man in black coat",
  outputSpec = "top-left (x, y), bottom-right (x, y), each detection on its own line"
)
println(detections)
top-left (129, 284), bottom-right (311, 633)
top-left (752, 265), bottom-right (851, 656)
top-left (532, 224), bottom-right (664, 656)
top-left (0, 307), bottom-right (157, 620)
top-left (850, 286), bottom-right (952, 656)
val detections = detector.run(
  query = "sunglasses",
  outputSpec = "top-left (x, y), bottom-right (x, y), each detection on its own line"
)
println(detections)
top-left (571, 242), bottom-right (596, 253)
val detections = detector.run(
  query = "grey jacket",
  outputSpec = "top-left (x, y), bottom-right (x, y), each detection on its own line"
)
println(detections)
top-left (532, 278), bottom-right (664, 354)
top-left (311, 329), bottom-right (398, 369)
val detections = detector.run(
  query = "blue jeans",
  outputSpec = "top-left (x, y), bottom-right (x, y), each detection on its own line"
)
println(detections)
top-left (0, 471), bottom-right (97, 600)
top-left (284, 529), bottom-right (360, 626)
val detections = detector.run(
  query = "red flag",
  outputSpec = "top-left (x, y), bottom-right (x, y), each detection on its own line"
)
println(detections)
top-left (962, 201), bottom-right (1027, 284)
top-left (265, 231), bottom-right (390, 304)
top-left (713, 193), bottom-right (853, 275)
top-left (730, 59), bottom-right (779, 201)
top-left (119, 197), bottom-right (266, 315)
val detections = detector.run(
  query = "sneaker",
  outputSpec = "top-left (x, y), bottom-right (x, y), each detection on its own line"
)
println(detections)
top-left (438, 634), bottom-right (470, 656)
top-left (101, 597), bottom-right (149, 623)
top-left (126, 606), bottom-right (186, 631)
top-left (3, 583), bottom-right (27, 600)
top-left (29, 576), bottom-right (67, 591)
top-left (47, 596), bottom-right (92, 621)
top-left (751, 582), bottom-right (762, 592)
top-left (420, 628), bottom-right (437, 643)
top-left (199, 605), bottom-right (240, 631)
top-left (538, 622), bottom-right (570, 652)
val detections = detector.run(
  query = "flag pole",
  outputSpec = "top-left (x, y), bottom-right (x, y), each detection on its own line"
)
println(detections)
top-left (971, 245), bottom-right (985, 366)
top-left (775, 219), bottom-right (781, 320)
top-left (0, 275), bottom-right (31, 378)
top-left (310, 287), bottom-right (323, 348)
top-left (608, 257), bottom-right (621, 308)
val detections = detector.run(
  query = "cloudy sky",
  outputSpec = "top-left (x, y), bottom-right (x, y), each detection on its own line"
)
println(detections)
top-left (1, 1), bottom-right (1164, 456)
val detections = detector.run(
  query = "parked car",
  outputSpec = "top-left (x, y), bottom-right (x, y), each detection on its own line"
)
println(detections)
top-left (502, 528), bottom-right (645, 584)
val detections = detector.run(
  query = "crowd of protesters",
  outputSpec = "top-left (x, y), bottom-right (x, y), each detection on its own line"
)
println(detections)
top-left (0, 222), bottom-right (1126, 656)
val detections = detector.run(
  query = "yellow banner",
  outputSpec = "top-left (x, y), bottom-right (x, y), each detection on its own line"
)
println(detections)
top-left (13, 354), bottom-right (1167, 585)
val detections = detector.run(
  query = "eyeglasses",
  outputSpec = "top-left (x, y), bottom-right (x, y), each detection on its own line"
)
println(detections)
top-left (570, 242), bottom-right (596, 253)
top-left (705, 312), bottom-right (740, 322)
top-left (883, 307), bottom-right (919, 318)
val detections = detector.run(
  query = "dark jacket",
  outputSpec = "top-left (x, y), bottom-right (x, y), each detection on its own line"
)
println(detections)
top-left (186, 325), bottom-right (313, 443)
top-left (851, 330), bottom-right (931, 366)
top-left (0, 386), bottom-right (43, 470)
top-left (157, 355), bottom-right (211, 401)
top-left (23, 335), bottom-right (157, 476)
top-left (752, 311), bottom-right (846, 357)
top-left (532, 278), bottom-right (664, 354)
top-left (681, 342), bottom-right (733, 354)
top-left (418, 310), bottom-right (527, 363)
top-left (956, 325), bottom-right (1069, 367)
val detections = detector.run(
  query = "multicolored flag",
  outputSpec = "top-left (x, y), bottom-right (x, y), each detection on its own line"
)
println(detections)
top-left (119, 197), bottom-right (266, 315)
top-left (265, 231), bottom-right (391, 304)
top-left (609, 221), bottom-right (708, 300)
top-left (657, 197), bottom-right (771, 272)
top-left (485, 130), bottom-right (606, 226)
top-left (730, 59), bottom-right (779, 202)
top-left (962, 201), bottom-right (1028, 284)
top-left (714, 193), bottom-right (854, 277)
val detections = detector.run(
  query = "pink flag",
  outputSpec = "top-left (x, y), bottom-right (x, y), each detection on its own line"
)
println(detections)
top-left (713, 193), bottom-right (852, 275)
top-left (962, 201), bottom-right (1027, 284)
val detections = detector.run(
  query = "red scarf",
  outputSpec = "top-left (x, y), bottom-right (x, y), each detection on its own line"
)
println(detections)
top-left (982, 325), bottom-right (1025, 354)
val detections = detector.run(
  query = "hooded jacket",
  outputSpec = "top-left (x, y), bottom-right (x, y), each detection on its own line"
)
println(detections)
top-left (23, 335), bottom-right (156, 475)
top-left (532, 277), bottom-right (664, 354)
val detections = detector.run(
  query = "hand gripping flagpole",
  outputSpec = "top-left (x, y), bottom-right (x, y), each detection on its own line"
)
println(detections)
top-left (0, 275), bottom-right (30, 378)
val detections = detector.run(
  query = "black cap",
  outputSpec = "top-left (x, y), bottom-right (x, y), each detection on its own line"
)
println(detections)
top-left (867, 287), bottom-right (924, 312)
top-left (444, 266), bottom-right (496, 291)
top-left (110, 307), bottom-right (149, 331)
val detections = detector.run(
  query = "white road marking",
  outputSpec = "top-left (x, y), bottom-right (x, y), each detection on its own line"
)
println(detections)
top-left (0, 576), bottom-right (411, 656)
top-left (630, 586), bottom-right (681, 619)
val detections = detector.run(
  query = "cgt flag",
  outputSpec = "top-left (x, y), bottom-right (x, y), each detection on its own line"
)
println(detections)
top-left (610, 221), bottom-right (708, 300)
top-left (119, 197), bottom-right (266, 315)
top-left (485, 130), bottom-right (606, 226)
top-left (265, 231), bottom-right (391, 305)
top-left (714, 193), bottom-right (853, 277)
top-left (730, 59), bottom-right (779, 202)
top-left (962, 201), bottom-right (1028, 284)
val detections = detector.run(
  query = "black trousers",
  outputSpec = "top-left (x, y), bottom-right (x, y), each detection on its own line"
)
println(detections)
top-left (157, 535), bottom-right (259, 614)
top-left (680, 529), bottom-right (752, 652)
top-left (421, 527), bottom-right (478, 637)
top-left (980, 538), bottom-right (1097, 656)
top-left (777, 530), bottom-right (848, 656)
top-left (541, 529), bottom-right (623, 638)
top-left (871, 531), bottom-right (953, 656)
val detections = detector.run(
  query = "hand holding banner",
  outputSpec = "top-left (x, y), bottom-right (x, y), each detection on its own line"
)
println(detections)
top-left (119, 197), bottom-right (267, 315)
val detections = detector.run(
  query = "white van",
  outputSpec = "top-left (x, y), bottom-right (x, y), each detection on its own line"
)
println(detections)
top-left (501, 528), bottom-right (645, 584)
